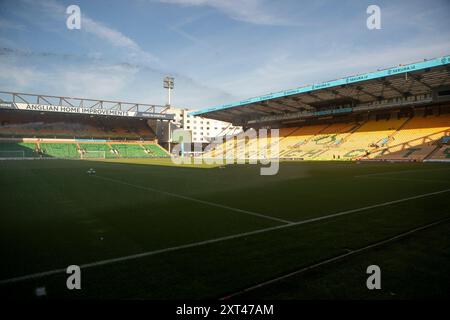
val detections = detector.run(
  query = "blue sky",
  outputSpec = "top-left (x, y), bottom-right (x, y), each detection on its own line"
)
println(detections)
top-left (0, 0), bottom-right (449, 109)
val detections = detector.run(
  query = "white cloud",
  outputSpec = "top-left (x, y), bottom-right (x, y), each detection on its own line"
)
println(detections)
top-left (5, 0), bottom-right (449, 109)
top-left (0, 56), bottom-right (138, 98)
top-left (25, 0), bottom-right (160, 65)
top-left (212, 41), bottom-right (450, 104)
top-left (0, 64), bottom-right (43, 88)
top-left (59, 64), bottom-right (140, 98)
top-left (81, 17), bottom-right (159, 64)
top-left (0, 18), bottom-right (26, 31)
top-left (159, 0), bottom-right (296, 26)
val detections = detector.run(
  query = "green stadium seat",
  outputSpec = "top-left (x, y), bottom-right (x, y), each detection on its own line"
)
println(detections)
top-left (79, 143), bottom-right (116, 158)
top-left (39, 143), bottom-right (79, 158)
top-left (0, 142), bottom-right (38, 158)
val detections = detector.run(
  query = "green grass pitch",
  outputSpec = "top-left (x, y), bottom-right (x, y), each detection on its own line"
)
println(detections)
top-left (0, 159), bottom-right (449, 299)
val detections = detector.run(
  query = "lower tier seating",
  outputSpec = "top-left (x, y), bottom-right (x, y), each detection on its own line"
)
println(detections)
top-left (0, 142), bottom-right (38, 158)
top-left (142, 144), bottom-right (169, 157)
top-left (202, 113), bottom-right (450, 161)
top-left (0, 140), bottom-right (168, 159)
top-left (111, 144), bottom-right (149, 158)
top-left (79, 143), bottom-right (117, 158)
top-left (427, 146), bottom-right (450, 160)
top-left (40, 143), bottom-right (79, 158)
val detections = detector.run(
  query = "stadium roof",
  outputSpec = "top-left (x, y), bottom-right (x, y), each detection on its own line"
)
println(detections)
top-left (190, 55), bottom-right (450, 125)
top-left (0, 91), bottom-right (175, 120)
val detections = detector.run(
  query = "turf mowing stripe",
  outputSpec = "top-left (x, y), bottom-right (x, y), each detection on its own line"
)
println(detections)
top-left (355, 166), bottom-right (450, 178)
top-left (1, 188), bottom-right (450, 285)
top-left (356, 176), bottom-right (450, 184)
top-left (220, 216), bottom-right (450, 300)
top-left (93, 175), bottom-right (293, 224)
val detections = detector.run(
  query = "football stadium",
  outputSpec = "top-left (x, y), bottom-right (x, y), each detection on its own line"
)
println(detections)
top-left (1, 55), bottom-right (449, 300)
top-left (0, 0), bottom-right (450, 308)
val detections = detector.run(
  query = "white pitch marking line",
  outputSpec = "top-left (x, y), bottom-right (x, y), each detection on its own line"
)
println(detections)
top-left (1, 188), bottom-right (450, 285)
top-left (220, 217), bottom-right (450, 300)
top-left (93, 175), bottom-right (293, 225)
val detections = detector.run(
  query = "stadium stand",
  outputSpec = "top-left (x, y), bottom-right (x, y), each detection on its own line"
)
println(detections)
top-left (428, 146), bottom-right (450, 160)
top-left (39, 142), bottom-right (79, 158)
top-left (337, 118), bottom-right (406, 155)
top-left (191, 55), bottom-right (450, 162)
top-left (370, 114), bottom-right (450, 160)
top-left (111, 143), bottom-right (150, 158)
top-left (142, 144), bottom-right (170, 157)
top-left (79, 143), bottom-right (116, 158)
top-left (201, 112), bottom-right (450, 162)
top-left (0, 109), bottom-right (156, 140)
top-left (0, 139), bottom-right (169, 159)
top-left (1, 57), bottom-right (449, 162)
top-left (0, 106), bottom-right (169, 159)
top-left (0, 141), bottom-right (38, 158)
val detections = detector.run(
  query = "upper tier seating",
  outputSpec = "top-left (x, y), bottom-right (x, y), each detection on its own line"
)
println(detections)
top-left (0, 110), bottom-right (156, 140)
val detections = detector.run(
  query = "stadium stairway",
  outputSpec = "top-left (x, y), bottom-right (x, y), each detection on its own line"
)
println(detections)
top-left (141, 143), bottom-right (170, 157)
top-left (426, 145), bottom-right (450, 160)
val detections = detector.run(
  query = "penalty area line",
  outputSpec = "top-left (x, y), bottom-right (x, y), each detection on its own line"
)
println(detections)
top-left (1, 188), bottom-right (450, 285)
top-left (220, 216), bottom-right (450, 300)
